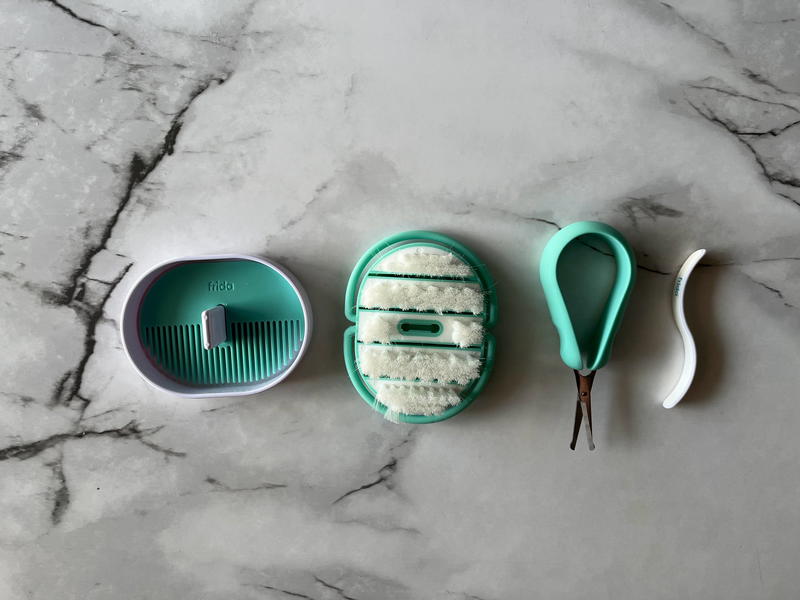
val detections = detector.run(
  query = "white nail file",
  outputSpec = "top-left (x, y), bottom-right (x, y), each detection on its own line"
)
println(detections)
top-left (663, 249), bottom-right (706, 409)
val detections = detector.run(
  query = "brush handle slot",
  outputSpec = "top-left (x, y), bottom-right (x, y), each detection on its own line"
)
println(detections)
top-left (397, 319), bottom-right (442, 337)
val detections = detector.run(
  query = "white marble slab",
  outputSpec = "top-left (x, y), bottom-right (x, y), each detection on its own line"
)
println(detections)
top-left (1, 1), bottom-right (799, 598)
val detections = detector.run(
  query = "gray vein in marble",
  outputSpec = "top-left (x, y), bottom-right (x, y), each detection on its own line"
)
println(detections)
top-left (55, 75), bottom-right (228, 306)
top-left (618, 196), bottom-right (684, 227)
top-left (685, 90), bottom-right (800, 206)
top-left (44, 451), bottom-right (70, 525)
top-left (249, 583), bottom-right (315, 599)
top-left (0, 421), bottom-right (185, 462)
top-left (744, 274), bottom-right (795, 309)
top-left (50, 262), bottom-right (132, 414)
top-left (687, 82), bottom-right (800, 113)
top-left (332, 429), bottom-right (416, 505)
top-left (204, 476), bottom-right (287, 494)
top-left (660, 2), bottom-right (732, 57)
top-left (742, 67), bottom-right (791, 95)
top-left (313, 576), bottom-right (359, 600)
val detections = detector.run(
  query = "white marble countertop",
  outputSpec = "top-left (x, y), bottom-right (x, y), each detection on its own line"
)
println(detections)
top-left (2, 1), bottom-right (800, 598)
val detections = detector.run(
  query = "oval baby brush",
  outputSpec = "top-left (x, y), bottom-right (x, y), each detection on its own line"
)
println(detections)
top-left (121, 254), bottom-right (312, 397)
top-left (662, 249), bottom-right (706, 409)
top-left (343, 231), bottom-right (498, 423)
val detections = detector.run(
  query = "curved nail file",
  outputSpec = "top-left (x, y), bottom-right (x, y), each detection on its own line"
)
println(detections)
top-left (662, 249), bottom-right (706, 409)
top-left (344, 231), bottom-right (498, 423)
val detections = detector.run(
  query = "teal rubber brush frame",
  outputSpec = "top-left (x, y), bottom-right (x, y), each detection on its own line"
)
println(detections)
top-left (344, 231), bottom-right (498, 423)
top-left (122, 254), bottom-right (312, 397)
top-left (539, 221), bottom-right (636, 371)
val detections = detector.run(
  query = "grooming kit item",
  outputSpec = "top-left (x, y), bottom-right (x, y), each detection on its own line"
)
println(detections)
top-left (662, 249), bottom-right (706, 409)
top-left (121, 254), bottom-right (312, 397)
top-left (539, 221), bottom-right (636, 450)
top-left (344, 231), bottom-right (497, 423)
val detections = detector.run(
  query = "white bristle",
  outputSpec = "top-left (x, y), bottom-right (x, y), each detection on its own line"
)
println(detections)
top-left (360, 280), bottom-right (483, 315)
top-left (359, 346), bottom-right (480, 385)
top-left (357, 315), bottom-right (395, 343)
top-left (451, 321), bottom-right (484, 348)
top-left (378, 248), bottom-right (473, 278)
top-left (377, 382), bottom-right (462, 417)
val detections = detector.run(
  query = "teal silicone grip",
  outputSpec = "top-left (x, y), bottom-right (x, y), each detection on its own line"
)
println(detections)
top-left (539, 221), bottom-right (636, 371)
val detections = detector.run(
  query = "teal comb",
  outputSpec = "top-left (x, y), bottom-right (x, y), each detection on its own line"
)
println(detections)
top-left (121, 254), bottom-right (312, 397)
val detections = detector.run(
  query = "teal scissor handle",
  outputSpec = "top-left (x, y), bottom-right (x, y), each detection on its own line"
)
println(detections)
top-left (539, 221), bottom-right (636, 371)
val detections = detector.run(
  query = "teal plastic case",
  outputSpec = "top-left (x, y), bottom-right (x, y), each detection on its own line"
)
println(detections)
top-left (121, 254), bottom-right (312, 397)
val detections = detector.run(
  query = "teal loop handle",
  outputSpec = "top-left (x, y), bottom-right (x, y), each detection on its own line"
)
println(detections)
top-left (539, 221), bottom-right (636, 371)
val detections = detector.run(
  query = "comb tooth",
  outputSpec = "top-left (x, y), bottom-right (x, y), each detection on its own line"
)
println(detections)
top-left (173, 325), bottom-right (181, 380)
top-left (175, 325), bottom-right (183, 381)
top-left (175, 326), bottom-right (183, 379)
top-left (219, 343), bottom-right (225, 383)
top-left (274, 321), bottom-right (280, 374)
top-left (220, 340), bottom-right (227, 384)
top-left (278, 320), bottom-right (285, 370)
top-left (244, 322), bottom-right (250, 382)
top-left (208, 329), bottom-right (219, 383)
top-left (154, 326), bottom-right (163, 371)
top-left (244, 323), bottom-right (253, 381)
top-left (265, 321), bottom-right (271, 376)
top-left (231, 327), bottom-right (239, 383)
top-left (178, 325), bottom-right (187, 381)
top-left (173, 325), bottom-right (180, 381)
top-left (169, 325), bottom-right (177, 377)
top-left (207, 343), bottom-right (214, 384)
top-left (284, 321), bottom-right (290, 362)
top-left (225, 345), bottom-right (232, 383)
top-left (159, 326), bottom-right (168, 372)
top-left (162, 326), bottom-right (169, 375)
top-left (283, 321), bottom-right (292, 368)
top-left (183, 324), bottom-right (193, 383)
top-left (255, 322), bottom-right (260, 380)
top-left (257, 321), bottom-right (267, 379)
top-left (201, 326), bottom-right (209, 384)
top-left (231, 323), bottom-right (238, 383)
top-left (254, 321), bottom-right (263, 380)
top-left (202, 324), bottom-right (211, 384)
top-left (276, 321), bottom-right (282, 373)
top-left (237, 322), bottom-right (244, 382)
top-left (250, 322), bottom-right (257, 381)
top-left (275, 320), bottom-right (281, 373)
top-left (216, 344), bottom-right (223, 384)
top-left (262, 321), bottom-right (272, 377)
top-left (284, 320), bottom-right (290, 367)
top-left (192, 324), bottom-right (201, 384)
top-left (187, 325), bottom-right (195, 382)
top-left (160, 326), bottom-right (168, 373)
top-left (210, 345), bottom-right (217, 384)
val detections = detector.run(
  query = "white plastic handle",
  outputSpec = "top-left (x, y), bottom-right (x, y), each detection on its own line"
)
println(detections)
top-left (663, 249), bottom-right (706, 409)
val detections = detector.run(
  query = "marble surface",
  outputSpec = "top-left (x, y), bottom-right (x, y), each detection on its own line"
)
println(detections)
top-left (2, 1), bottom-right (800, 598)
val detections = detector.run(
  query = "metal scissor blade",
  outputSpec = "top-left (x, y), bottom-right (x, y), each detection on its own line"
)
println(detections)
top-left (569, 399), bottom-right (582, 450)
top-left (572, 370), bottom-right (597, 451)
top-left (581, 395), bottom-right (595, 451)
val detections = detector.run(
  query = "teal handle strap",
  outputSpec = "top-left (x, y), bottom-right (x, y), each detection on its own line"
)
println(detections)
top-left (539, 221), bottom-right (636, 371)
